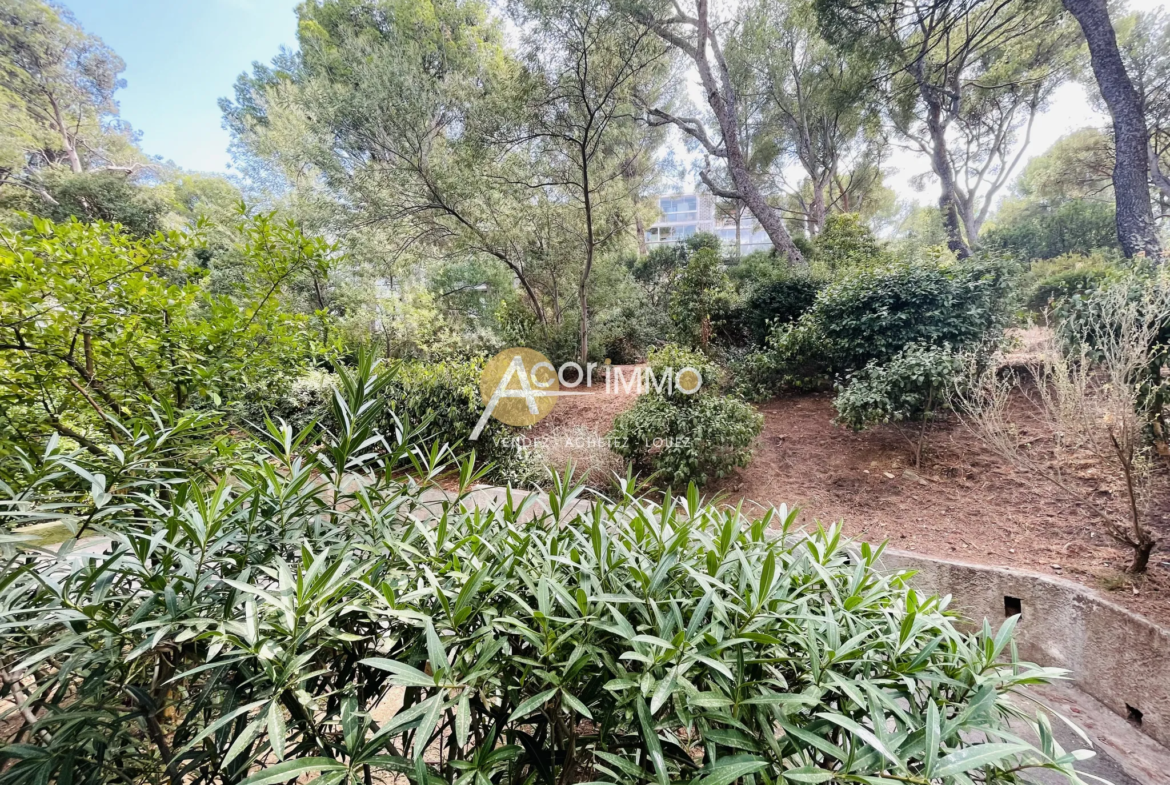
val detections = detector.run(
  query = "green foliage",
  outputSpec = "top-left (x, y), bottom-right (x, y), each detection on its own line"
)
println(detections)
top-left (726, 319), bottom-right (836, 402)
top-left (609, 344), bottom-right (759, 486)
top-left (382, 357), bottom-right (521, 473)
top-left (646, 343), bottom-right (721, 398)
top-left (812, 213), bottom-right (889, 271)
top-left (594, 295), bottom-right (664, 363)
top-left (771, 256), bottom-right (1013, 384)
top-left (0, 365), bottom-right (1092, 784)
top-left (724, 347), bottom-right (780, 403)
top-left (668, 247), bottom-right (737, 348)
top-left (239, 368), bottom-right (339, 434)
top-left (609, 393), bottom-right (763, 486)
top-left (632, 232), bottom-right (722, 309)
top-left (0, 215), bottom-right (331, 460)
top-left (833, 344), bottom-right (964, 431)
top-left (34, 169), bottom-right (169, 236)
top-left (496, 300), bottom-right (584, 367)
top-left (983, 199), bottom-right (1119, 261)
top-left (741, 274), bottom-right (822, 346)
top-left (1023, 251), bottom-right (1126, 311)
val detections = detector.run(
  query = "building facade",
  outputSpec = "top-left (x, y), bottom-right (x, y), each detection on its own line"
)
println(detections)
top-left (644, 192), bottom-right (774, 255)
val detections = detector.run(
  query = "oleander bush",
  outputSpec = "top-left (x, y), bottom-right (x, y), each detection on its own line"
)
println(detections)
top-left (0, 356), bottom-right (1095, 784)
top-left (380, 357), bottom-right (522, 472)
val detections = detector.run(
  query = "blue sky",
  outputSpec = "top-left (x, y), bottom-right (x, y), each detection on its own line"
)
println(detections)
top-left (62, 0), bottom-right (300, 174)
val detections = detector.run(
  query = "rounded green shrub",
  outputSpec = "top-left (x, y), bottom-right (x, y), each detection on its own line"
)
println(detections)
top-left (609, 393), bottom-right (762, 486)
top-left (742, 274), bottom-right (821, 345)
top-left (610, 344), bottom-right (759, 486)
top-left (771, 256), bottom-right (1013, 383)
top-left (1023, 252), bottom-right (1125, 312)
top-left (833, 343), bottom-right (964, 431)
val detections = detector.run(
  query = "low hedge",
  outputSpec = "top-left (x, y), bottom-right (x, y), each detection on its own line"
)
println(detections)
top-left (0, 360), bottom-right (1092, 784)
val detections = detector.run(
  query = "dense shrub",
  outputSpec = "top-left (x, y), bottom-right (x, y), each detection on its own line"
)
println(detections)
top-left (609, 345), bottom-right (759, 486)
top-left (773, 255), bottom-right (1013, 380)
top-left (834, 344), bottom-right (964, 430)
top-left (0, 361), bottom-right (1094, 785)
top-left (833, 344), bottom-right (965, 466)
top-left (724, 347), bottom-right (778, 402)
top-left (668, 247), bottom-right (737, 349)
top-left (595, 295), bottom-right (666, 363)
top-left (812, 212), bottom-right (890, 271)
top-left (645, 343), bottom-right (721, 397)
top-left (237, 368), bottom-right (339, 433)
top-left (1022, 251), bottom-right (1125, 312)
top-left (496, 300), bottom-right (583, 366)
top-left (39, 170), bottom-right (171, 237)
top-left (741, 274), bottom-right (822, 345)
top-left (992, 199), bottom-right (1120, 260)
top-left (983, 198), bottom-right (1119, 261)
top-left (382, 357), bottom-right (522, 471)
top-left (727, 322), bottom-right (832, 402)
top-left (0, 216), bottom-right (327, 462)
top-left (609, 393), bottom-right (762, 486)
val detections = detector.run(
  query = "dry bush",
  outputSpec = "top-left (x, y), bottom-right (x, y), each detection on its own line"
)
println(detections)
top-left (958, 281), bottom-right (1170, 573)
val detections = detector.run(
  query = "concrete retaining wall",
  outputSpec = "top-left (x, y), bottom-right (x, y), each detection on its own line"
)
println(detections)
top-left (874, 548), bottom-right (1170, 749)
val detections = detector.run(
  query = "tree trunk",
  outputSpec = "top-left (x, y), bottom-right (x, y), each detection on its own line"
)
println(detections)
top-left (49, 94), bottom-right (83, 174)
top-left (635, 212), bottom-right (649, 257)
top-left (578, 281), bottom-right (589, 363)
top-left (688, 0), bottom-right (805, 266)
top-left (1129, 537), bottom-right (1155, 574)
top-left (579, 149), bottom-right (595, 365)
top-left (1063, 0), bottom-right (1161, 260)
top-left (923, 97), bottom-right (970, 258)
top-left (722, 162), bottom-right (805, 265)
top-left (809, 176), bottom-right (828, 236)
top-left (734, 210), bottom-right (741, 259)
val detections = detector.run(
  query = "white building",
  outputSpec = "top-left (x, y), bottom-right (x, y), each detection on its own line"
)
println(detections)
top-left (644, 193), bottom-right (775, 255)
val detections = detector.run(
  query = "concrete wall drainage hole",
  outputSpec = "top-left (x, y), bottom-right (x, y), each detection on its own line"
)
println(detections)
top-left (1004, 596), bottom-right (1022, 618)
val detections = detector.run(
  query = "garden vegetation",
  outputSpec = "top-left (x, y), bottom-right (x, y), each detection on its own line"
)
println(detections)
top-left (0, 360), bottom-right (1097, 784)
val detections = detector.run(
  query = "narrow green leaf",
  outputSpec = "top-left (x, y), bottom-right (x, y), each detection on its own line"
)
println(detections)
top-left (923, 700), bottom-right (940, 777)
top-left (698, 760), bottom-right (769, 785)
top-left (361, 658), bottom-right (434, 687)
top-left (236, 758), bottom-right (346, 785)
top-left (816, 712), bottom-right (902, 769)
top-left (780, 767), bottom-right (835, 783)
top-left (934, 743), bottom-right (1031, 777)
top-left (635, 695), bottom-right (668, 785)
top-left (508, 688), bottom-right (558, 722)
top-left (455, 694), bottom-right (471, 748)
